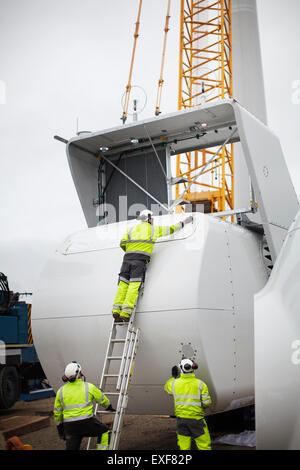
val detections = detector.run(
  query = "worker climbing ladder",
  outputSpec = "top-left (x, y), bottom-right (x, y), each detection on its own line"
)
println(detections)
top-left (87, 291), bottom-right (142, 450)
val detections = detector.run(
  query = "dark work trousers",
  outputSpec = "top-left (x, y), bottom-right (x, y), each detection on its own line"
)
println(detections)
top-left (112, 258), bottom-right (148, 318)
top-left (119, 257), bottom-right (147, 283)
top-left (63, 417), bottom-right (109, 450)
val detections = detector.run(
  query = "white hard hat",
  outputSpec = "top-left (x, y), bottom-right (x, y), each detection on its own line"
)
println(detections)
top-left (64, 361), bottom-right (82, 382)
top-left (179, 358), bottom-right (198, 374)
top-left (137, 209), bottom-right (153, 221)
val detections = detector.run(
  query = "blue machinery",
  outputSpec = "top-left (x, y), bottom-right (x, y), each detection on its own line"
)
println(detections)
top-left (0, 272), bottom-right (54, 409)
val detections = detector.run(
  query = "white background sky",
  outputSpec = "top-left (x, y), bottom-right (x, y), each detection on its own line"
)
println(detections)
top-left (0, 0), bottom-right (300, 293)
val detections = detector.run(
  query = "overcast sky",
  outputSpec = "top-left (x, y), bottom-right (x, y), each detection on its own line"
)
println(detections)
top-left (0, 0), bottom-right (300, 293)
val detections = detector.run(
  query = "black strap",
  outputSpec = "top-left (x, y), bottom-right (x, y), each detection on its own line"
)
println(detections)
top-left (101, 151), bottom-right (125, 196)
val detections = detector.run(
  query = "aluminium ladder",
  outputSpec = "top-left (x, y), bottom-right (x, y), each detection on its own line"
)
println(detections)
top-left (87, 299), bottom-right (141, 450)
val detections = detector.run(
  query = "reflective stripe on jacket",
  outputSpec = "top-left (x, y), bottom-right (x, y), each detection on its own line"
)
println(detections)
top-left (164, 373), bottom-right (212, 420)
top-left (53, 379), bottom-right (109, 424)
top-left (120, 221), bottom-right (182, 259)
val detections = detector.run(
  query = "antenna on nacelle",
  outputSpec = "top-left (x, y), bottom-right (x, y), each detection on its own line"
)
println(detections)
top-left (121, 85), bottom-right (147, 124)
top-left (76, 117), bottom-right (91, 136)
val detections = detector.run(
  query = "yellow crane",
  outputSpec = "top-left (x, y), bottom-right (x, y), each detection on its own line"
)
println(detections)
top-left (177, 0), bottom-right (233, 214)
top-left (121, 0), bottom-right (233, 214)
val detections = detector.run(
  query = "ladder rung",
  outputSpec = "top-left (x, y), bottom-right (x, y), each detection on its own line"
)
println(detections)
top-left (104, 392), bottom-right (120, 396)
top-left (111, 339), bottom-right (126, 343)
top-left (104, 374), bottom-right (119, 378)
top-left (107, 356), bottom-right (123, 360)
top-left (97, 410), bottom-right (117, 414)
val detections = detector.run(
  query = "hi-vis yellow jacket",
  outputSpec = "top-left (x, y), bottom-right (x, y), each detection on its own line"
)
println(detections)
top-left (120, 221), bottom-right (182, 260)
top-left (53, 379), bottom-right (109, 425)
top-left (164, 374), bottom-right (212, 420)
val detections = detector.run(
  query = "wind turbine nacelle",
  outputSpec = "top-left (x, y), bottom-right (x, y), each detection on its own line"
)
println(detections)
top-left (32, 213), bottom-right (268, 415)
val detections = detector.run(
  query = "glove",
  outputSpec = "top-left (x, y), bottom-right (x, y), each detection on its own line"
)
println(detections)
top-left (105, 404), bottom-right (116, 412)
top-left (57, 423), bottom-right (65, 440)
top-left (172, 365), bottom-right (180, 378)
top-left (182, 216), bottom-right (193, 226)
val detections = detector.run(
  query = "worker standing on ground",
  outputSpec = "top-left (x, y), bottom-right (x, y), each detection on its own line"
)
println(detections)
top-left (112, 210), bottom-right (193, 322)
top-left (53, 361), bottom-right (115, 450)
top-left (164, 358), bottom-right (212, 450)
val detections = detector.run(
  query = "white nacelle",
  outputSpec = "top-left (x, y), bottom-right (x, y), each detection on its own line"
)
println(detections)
top-left (32, 213), bottom-right (267, 415)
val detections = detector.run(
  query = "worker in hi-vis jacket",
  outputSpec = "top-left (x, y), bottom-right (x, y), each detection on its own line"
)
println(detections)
top-left (112, 210), bottom-right (193, 323)
top-left (164, 358), bottom-right (212, 450)
top-left (53, 361), bottom-right (115, 450)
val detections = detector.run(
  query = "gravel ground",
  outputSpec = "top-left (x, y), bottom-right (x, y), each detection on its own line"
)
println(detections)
top-left (0, 398), bottom-right (255, 451)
